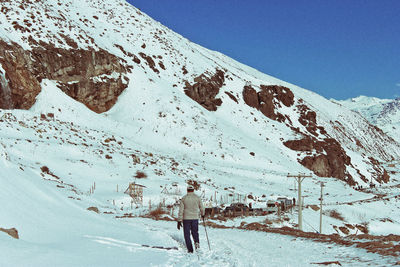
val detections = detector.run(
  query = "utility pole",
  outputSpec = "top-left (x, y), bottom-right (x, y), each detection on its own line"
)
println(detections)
top-left (287, 173), bottom-right (312, 231)
top-left (319, 182), bottom-right (325, 234)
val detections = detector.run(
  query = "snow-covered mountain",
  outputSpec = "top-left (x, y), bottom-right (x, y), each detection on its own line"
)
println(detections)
top-left (1, 0), bottom-right (400, 266)
top-left (336, 96), bottom-right (400, 144)
top-left (1, 0), bottom-right (398, 184)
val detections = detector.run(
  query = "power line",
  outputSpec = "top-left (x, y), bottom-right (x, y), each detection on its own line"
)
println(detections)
top-left (287, 173), bottom-right (312, 231)
top-left (319, 182), bottom-right (325, 234)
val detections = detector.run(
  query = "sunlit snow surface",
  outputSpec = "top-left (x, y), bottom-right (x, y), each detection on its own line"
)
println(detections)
top-left (0, 71), bottom-right (399, 267)
top-left (1, 0), bottom-right (400, 266)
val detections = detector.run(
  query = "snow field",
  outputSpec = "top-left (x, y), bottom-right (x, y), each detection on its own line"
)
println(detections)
top-left (1, 0), bottom-right (400, 265)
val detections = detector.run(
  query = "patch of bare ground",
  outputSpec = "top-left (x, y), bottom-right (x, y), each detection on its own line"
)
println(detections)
top-left (134, 170), bottom-right (147, 179)
top-left (115, 213), bottom-right (135, 219)
top-left (310, 261), bottom-right (342, 266)
top-left (143, 212), bottom-right (399, 258)
top-left (141, 206), bottom-right (174, 221)
top-left (204, 221), bottom-right (231, 229)
top-left (238, 223), bottom-right (400, 258)
top-left (327, 209), bottom-right (345, 221)
top-left (0, 227), bottom-right (19, 239)
top-left (87, 206), bottom-right (99, 213)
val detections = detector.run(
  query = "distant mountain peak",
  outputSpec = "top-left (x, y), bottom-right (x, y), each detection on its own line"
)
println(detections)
top-left (338, 96), bottom-right (400, 144)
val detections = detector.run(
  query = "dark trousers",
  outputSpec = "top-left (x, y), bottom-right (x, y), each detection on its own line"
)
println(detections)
top-left (183, 219), bottom-right (199, 253)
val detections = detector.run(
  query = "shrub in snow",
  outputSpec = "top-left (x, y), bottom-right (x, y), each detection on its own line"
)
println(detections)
top-left (135, 171), bottom-right (147, 179)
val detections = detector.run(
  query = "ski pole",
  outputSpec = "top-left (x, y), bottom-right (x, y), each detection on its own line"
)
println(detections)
top-left (202, 217), bottom-right (211, 251)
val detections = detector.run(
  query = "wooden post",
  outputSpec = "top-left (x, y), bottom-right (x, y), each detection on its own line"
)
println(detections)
top-left (117, 184), bottom-right (119, 192)
top-left (277, 205), bottom-right (281, 218)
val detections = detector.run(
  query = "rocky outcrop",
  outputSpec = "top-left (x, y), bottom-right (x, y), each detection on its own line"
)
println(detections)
top-left (284, 137), bottom-right (354, 183)
top-left (87, 206), bottom-right (100, 213)
top-left (224, 91), bottom-right (238, 104)
top-left (241, 83), bottom-right (353, 181)
top-left (0, 40), bottom-right (41, 110)
top-left (284, 135), bottom-right (390, 185)
top-left (139, 52), bottom-right (159, 74)
top-left (241, 83), bottom-right (390, 185)
top-left (184, 69), bottom-right (225, 111)
top-left (0, 227), bottom-right (19, 239)
top-left (0, 66), bottom-right (14, 109)
top-left (297, 103), bottom-right (326, 136)
top-left (0, 39), bottom-right (128, 113)
top-left (242, 85), bottom-right (294, 122)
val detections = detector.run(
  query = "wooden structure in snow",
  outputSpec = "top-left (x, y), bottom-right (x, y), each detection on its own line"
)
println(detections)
top-left (161, 183), bottom-right (181, 196)
top-left (124, 183), bottom-right (146, 204)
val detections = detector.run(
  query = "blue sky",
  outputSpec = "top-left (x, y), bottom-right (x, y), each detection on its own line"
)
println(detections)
top-left (129, 0), bottom-right (400, 100)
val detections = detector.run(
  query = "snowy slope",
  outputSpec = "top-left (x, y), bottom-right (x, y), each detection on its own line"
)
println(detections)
top-left (1, 0), bottom-right (399, 181)
top-left (337, 96), bottom-right (400, 144)
top-left (1, 0), bottom-right (400, 266)
top-left (1, 104), bottom-right (400, 266)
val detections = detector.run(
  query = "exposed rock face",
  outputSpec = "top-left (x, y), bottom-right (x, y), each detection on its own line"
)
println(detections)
top-left (260, 85), bottom-right (295, 107)
top-left (224, 91), bottom-right (238, 104)
top-left (0, 41), bottom-right (41, 110)
top-left (242, 83), bottom-right (352, 182)
top-left (0, 39), bottom-right (128, 113)
top-left (241, 83), bottom-right (351, 182)
top-left (0, 227), bottom-right (19, 239)
top-left (241, 83), bottom-right (390, 185)
top-left (297, 103), bottom-right (326, 136)
top-left (241, 84), bottom-right (353, 180)
top-left (380, 169), bottom-right (390, 183)
top-left (284, 128), bottom-right (389, 185)
top-left (184, 69), bottom-right (225, 111)
top-left (87, 206), bottom-right (100, 213)
top-left (0, 66), bottom-right (14, 109)
top-left (139, 52), bottom-right (159, 74)
top-left (243, 85), bottom-right (259, 108)
top-left (285, 137), bottom-right (354, 184)
top-left (368, 157), bottom-right (391, 184)
top-left (242, 85), bottom-right (294, 122)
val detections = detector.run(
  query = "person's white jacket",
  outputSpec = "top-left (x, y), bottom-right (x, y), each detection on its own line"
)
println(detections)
top-left (178, 192), bottom-right (205, 221)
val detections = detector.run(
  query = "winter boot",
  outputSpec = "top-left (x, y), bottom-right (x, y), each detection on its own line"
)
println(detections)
top-left (195, 242), bottom-right (200, 250)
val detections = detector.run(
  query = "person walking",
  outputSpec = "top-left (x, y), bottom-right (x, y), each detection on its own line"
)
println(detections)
top-left (177, 185), bottom-right (205, 253)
